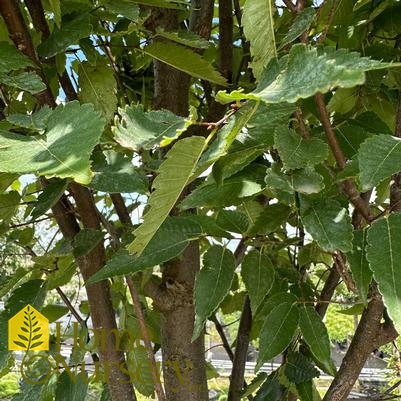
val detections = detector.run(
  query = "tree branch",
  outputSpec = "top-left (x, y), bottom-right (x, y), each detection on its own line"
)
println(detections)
top-left (126, 276), bottom-right (166, 401)
top-left (315, 92), bottom-right (373, 222)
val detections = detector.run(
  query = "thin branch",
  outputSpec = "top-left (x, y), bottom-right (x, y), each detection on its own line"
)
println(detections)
top-left (55, 287), bottom-right (86, 325)
top-left (210, 314), bottom-right (234, 361)
top-left (317, 0), bottom-right (337, 44)
top-left (126, 276), bottom-right (166, 401)
top-left (315, 265), bottom-right (340, 318)
top-left (295, 107), bottom-right (310, 139)
top-left (315, 92), bottom-right (373, 222)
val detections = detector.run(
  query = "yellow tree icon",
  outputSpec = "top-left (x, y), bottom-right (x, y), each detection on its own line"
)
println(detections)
top-left (8, 305), bottom-right (49, 351)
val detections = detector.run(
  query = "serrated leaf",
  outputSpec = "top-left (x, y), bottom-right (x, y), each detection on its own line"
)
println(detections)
top-left (366, 214), bottom-right (401, 333)
top-left (103, 0), bottom-right (140, 21)
top-left (0, 42), bottom-right (34, 73)
top-left (243, 0), bottom-right (277, 80)
top-left (193, 246), bottom-right (236, 340)
top-left (195, 101), bottom-right (260, 177)
top-left (38, 13), bottom-right (92, 58)
top-left (358, 135), bottom-right (401, 191)
top-left (274, 128), bottom-right (328, 170)
top-left (0, 191), bottom-right (20, 222)
top-left (346, 230), bottom-right (372, 303)
top-left (254, 372), bottom-right (283, 401)
top-left (279, 8), bottom-right (315, 49)
top-left (0, 72), bottom-right (46, 94)
top-left (253, 44), bottom-right (399, 103)
top-left (0, 101), bottom-right (105, 184)
top-left (113, 105), bottom-right (187, 151)
top-left (88, 217), bottom-right (202, 283)
top-left (142, 42), bottom-right (226, 86)
top-left (301, 199), bottom-right (353, 253)
top-left (55, 371), bottom-right (88, 401)
top-left (72, 229), bottom-right (104, 258)
top-left (128, 136), bottom-right (205, 255)
top-left (256, 302), bottom-right (299, 370)
top-left (154, 29), bottom-right (209, 49)
top-left (249, 203), bottom-right (291, 235)
top-left (299, 306), bottom-right (336, 376)
top-left (90, 151), bottom-right (148, 194)
top-left (242, 250), bottom-right (275, 313)
top-left (79, 60), bottom-right (117, 121)
top-left (7, 107), bottom-right (52, 133)
top-left (284, 352), bottom-right (319, 384)
top-left (30, 179), bottom-right (67, 221)
top-left (216, 210), bottom-right (249, 234)
top-left (180, 165), bottom-right (265, 209)
top-left (127, 347), bottom-right (154, 396)
top-left (335, 122), bottom-right (369, 159)
top-left (41, 304), bottom-right (69, 322)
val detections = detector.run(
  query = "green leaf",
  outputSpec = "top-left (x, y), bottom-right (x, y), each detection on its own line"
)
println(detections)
top-left (335, 122), bottom-right (369, 159)
top-left (0, 42), bottom-right (34, 73)
top-left (88, 217), bottom-right (202, 283)
top-left (142, 42), bottom-right (227, 86)
top-left (0, 72), bottom-right (46, 94)
top-left (128, 136), bottom-right (205, 255)
top-left (7, 107), bottom-right (52, 133)
top-left (216, 210), bottom-right (249, 234)
top-left (154, 29), bottom-right (209, 49)
top-left (55, 371), bottom-right (88, 401)
top-left (346, 230), bottom-right (372, 303)
top-left (299, 305), bottom-right (336, 376)
top-left (366, 214), bottom-right (401, 333)
top-left (254, 44), bottom-right (399, 104)
top-left (30, 179), bottom-right (68, 220)
top-left (127, 347), bottom-right (154, 396)
top-left (284, 352), bottom-right (319, 384)
top-left (358, 135), bottom-right (401, 191)
top-left (41, 304), bottom-right (69, 322)
top-left (90, 151), bottom-right (148, 194)
top-left (254, 372), bottom-right (284, 401)
top-left (0, 191), bottom-right (20, 222)
top-left (279, 8), bottom-right (316, 49)
top-left (242, 250), bottom-right (275, 313)
top-left (195, 101), bottom-right (260, 177)
top-left (274, 128), bottom-right (329, 170)
top-left (72, 229), bottom-right (104, 258)
top-left (256, 301), bottom-right (299, 370)
top-left (102, 0), bottom-right (140, 21)
top-left (301, 199), bottom-right (353, 253)
top-left (248, 203), bottom-right (291, 235)
top-left (38, 13), bottom-right (92, 58)
top-left (193, 246), bottom-right (236, 340)
top-left (79, 60), bottom-right (117, 121)
top-left (113, 105), bottom-right (187, 151)
top-left (0, 101), bottom-right (105, 184)
top-left (180, 165), bottom-right (265, 209)
top-left (243, 0), bottom-right (277, 80)
top-left (45, 256), bottom-right (76, 290)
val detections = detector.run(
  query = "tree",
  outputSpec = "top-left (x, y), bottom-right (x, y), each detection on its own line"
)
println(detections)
top-left (0, 0), bottom-right (401, 401)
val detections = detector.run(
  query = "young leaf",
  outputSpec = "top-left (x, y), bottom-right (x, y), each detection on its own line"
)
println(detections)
top-left (193, 246), bottom-right (236, 340)
top-left (299, 305), bottom-right (336, 376)
top-left (301, 198), bottom-right (353, 253)
top-left (256, 301), bottom-right (299, 370)
top-left (346, 230), bottom-right (372, 304)
top-left (254, 44), bottom-right (399, 104)
top-left (128, 136), bottom-right (205, 255)
top-left (358, 135), bottom-right (401, 191)
top-left (242, 250), bottom-right (275, 313)
top-left (143, 42), bottom-right (227, 86)
top-left (0, 101), bottom-right (105, 184)
top-left (243, 0), bottom-right (277, 80)
top-left (274, 128), bottom-right (329, 170)
top-left (367, 214), bottom-right (401, 333)
top-left (79, 60), bottom-right (117, 121)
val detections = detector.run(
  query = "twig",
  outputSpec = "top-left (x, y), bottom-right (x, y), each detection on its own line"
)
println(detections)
top-left (210, 314), bottom-right (234, 361)
top-left (317, 0), bottom-right (337, 44)
top-left (126, 276), bottom-right (166, 401)
top-left (295, 107), bottom-right (310, 139)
